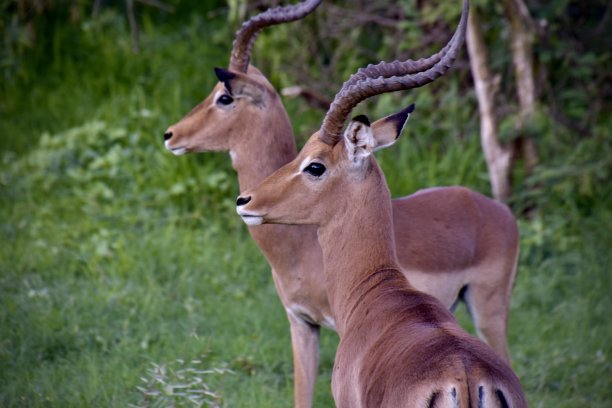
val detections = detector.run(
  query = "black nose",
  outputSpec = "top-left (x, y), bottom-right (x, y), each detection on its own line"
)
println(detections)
top-left (163, 131), bottom-right (173, 141)
top-left (236, 196), bottom-right (251, 206)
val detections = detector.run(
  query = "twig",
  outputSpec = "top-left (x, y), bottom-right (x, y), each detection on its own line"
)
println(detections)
top-left (126, 0), bottom-right (139, 53)
top-left (135, 0), bottom-right (175, 13)
top-left (592, 2), bottom-right (612, 37)
top-left (92, 0), bottom-right (103, 18)
top-left (282, 86), bottom-right (331, 111)
top-left (326, 4), bottom-right (401, 28)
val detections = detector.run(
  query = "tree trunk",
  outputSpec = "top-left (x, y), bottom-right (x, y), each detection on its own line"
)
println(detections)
top-left (466, 7), bottom-right (512, 202)
top-left (92, 0), bottom-right (103, 18)
top-left (126, 0), bottom-right (139, 53)
top-left (503, 0), bottom-right (539, 177)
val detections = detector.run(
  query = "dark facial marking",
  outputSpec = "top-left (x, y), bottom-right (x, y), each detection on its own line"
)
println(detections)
top-left (352, 114), bottom-right (371, 126)
top-left (351, 124), bottom-right (362, 144)
top-left (214, 67), bottom-right (236, 94)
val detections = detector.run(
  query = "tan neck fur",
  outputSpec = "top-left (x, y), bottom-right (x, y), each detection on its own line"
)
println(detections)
top-left (311, 156), bottom-right (526, 407)
top-left (316, 160), bottom-right (402, 334)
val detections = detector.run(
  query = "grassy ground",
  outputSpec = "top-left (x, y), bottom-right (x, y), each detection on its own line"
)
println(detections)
top-left (1, 6), bottom-right (610, 407)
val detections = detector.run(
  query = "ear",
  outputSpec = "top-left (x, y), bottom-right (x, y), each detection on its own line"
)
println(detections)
top-left (370, 103), bottom-right (415, 152)
top-left (344, 114), bottom-right (375, 164)
top-left (214, 67), bottom-right (267, 106)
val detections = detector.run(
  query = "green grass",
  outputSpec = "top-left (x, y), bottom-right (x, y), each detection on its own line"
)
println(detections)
top-left (1, 6), bottom-right (611, 408)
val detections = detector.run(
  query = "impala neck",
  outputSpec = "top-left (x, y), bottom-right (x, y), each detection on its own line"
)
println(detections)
top-left (229, 91), bottom-right (318, 276)
top-left (231, 97), bottom-right (297, 191)
top-left (317, 161), bottom-right (403, 335)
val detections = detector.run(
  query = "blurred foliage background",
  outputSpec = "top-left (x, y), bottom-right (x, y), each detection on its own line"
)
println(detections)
top-left (0, 0), bottom-right (610, 406)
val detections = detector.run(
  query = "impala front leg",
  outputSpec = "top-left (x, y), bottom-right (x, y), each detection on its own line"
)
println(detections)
top-left (287, 311), bottom-right (320, 408)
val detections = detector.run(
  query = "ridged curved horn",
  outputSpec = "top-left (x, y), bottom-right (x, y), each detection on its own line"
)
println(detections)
top-left (344, 23), bottom-right (462, 88)
top-left (320, 0), bottom-right (469, 145)
top-left (230, 0), bottom-right (322, 73)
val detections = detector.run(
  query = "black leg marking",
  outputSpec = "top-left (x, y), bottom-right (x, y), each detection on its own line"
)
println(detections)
top-left (427, 391), bottom-right (440, 408)
top-left (478, 386), bottom-right (484, 408)
top-left (496, 389), bottom-right (510, 408)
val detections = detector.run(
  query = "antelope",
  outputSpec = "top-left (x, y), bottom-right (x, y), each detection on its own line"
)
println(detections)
top-left (236, 2), bottom-right (526, 405)
top-left (164, 1), bottom-right (519, 406)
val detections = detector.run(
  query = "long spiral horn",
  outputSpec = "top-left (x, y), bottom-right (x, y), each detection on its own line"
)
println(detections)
top-left (319, 0), bottom-right (469, 145)
top-left (343, 21), bottom-right (462, 90)
top-left (230, 0), bottom-right (322, 73)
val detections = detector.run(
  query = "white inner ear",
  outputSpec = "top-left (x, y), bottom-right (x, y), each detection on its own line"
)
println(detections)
top-left (372, 112), bottom-right (412, 152)
top-left (344, 121), bottom-right (374, 164)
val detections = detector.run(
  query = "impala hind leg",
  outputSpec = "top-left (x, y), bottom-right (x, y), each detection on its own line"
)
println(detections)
top-left (288, 312), bottom-right (320, 408)
top-left (463, 282), bottom-right (512, 364)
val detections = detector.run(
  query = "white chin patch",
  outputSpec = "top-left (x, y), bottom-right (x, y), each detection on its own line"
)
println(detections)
top-left (236, 208), bottom-right (264, 225)
top-left (170, 148), bottom-right (187, 156)
top-left (241, 215), bottom-right (263, 226)
top-left (164, 140), bottom-right (187, 156)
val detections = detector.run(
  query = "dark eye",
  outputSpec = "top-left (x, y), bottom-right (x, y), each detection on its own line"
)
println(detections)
top-left (217, 94), bottom-right (234, 105)
top-left (303, 162), bottom-right (326, 177)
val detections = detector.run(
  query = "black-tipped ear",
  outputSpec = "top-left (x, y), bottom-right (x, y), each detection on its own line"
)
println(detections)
top-left (352, 114), bottom-right (371, 126)
top-left (214, 67), bottom-right (235, 94)
top-left (370, 104), bottom-right (415, 152)
top-left (387, 103), bottom-right (415, 138)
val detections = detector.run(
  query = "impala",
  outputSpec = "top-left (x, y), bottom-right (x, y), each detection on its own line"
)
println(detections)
top-left (236, 2), bottom-right (526, 405)
top-left (164, 1), bottom-right (519, 406)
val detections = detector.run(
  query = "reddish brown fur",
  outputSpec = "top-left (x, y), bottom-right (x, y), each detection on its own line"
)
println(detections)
top-left (163, 2), bottom-right (518, 406)
top-left (164, 64), bottom-right (519, 407)
top-left (238, 132), bottom-right (527, 407)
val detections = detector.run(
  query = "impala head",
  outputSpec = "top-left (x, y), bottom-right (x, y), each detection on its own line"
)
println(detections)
top-left (236, 106), bottom-right (414, 226)
top-left (164, 66), bottom-right (280, 155)
top-left (237, 0), bottom-right (469, 227)
top-left (163, 0), bottom-right (322, 155)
